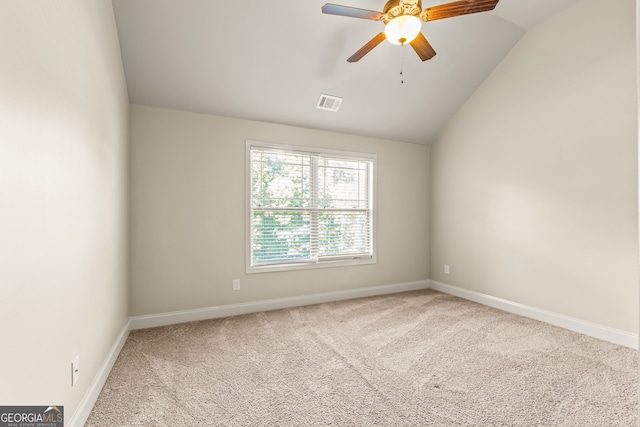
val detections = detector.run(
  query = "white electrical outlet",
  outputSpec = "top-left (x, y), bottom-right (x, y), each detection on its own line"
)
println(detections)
top-left (71, 356), bottom-right (79, 386)
top-left (444, 265), bottom-right (450, 274)
top-left (232, 279), bottom-right (240, 291)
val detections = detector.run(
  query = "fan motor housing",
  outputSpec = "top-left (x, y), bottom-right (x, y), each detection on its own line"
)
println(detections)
top-left (383, 0), bottom-right (422, 23)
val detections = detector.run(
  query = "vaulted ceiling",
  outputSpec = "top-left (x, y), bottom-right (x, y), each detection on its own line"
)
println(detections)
top-left (112, 0), bottom-right (579, 144)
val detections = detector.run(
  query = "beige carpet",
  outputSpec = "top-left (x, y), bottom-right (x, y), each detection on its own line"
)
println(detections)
top-left (86, 290), bottom-right (637, 426)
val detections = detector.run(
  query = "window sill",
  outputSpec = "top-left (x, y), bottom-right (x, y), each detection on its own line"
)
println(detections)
top-left (246, 256), bottom-right (376, 274)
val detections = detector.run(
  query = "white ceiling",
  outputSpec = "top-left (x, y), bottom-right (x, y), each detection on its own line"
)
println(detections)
top-left (111, 0), bottom-right (579, 145)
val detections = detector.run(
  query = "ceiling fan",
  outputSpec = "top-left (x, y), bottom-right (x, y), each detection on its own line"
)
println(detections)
top-left (321, 0), bottom-right (499, 62)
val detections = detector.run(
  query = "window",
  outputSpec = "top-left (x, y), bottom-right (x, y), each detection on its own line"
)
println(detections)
top-left (247, 141), bottom-right (375, 273)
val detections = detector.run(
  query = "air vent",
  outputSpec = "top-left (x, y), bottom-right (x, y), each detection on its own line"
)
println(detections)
top-left (316, 94), bottom-right (343, 112)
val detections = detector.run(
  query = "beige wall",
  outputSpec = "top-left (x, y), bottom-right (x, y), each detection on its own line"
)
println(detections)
top-left (430, 0), bottom-right (638, 333)
top-left (0, 1), bottom-right (130, 422)
top-left (130, 104), bottom-right (430, 316)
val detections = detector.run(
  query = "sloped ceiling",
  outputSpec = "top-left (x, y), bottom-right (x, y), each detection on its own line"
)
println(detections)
top-left (112, 0), bottom-right (579, 144)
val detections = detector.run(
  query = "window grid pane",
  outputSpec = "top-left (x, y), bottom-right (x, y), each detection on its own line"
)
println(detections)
top-left (251, 211), bottom-right (311, 265)
top-left (251, 151), bottom-right (311, 208)
top-left (317, 211), bottom-right (371, 257)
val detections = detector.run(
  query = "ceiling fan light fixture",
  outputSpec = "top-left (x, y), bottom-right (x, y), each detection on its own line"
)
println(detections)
top-left (384, 15), bottom-right (421, 45)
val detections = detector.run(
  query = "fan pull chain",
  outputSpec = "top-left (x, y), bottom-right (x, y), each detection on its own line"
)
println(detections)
top-left (400, 44), bottom-right (405, 84)
top-left (400, 43), bottom-right (404, 85)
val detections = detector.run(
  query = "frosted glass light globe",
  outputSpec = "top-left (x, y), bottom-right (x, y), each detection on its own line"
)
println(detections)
top-left (384, 15), bottom-right (421, 45)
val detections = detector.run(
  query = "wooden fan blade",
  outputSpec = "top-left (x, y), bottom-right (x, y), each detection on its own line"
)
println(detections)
top-left (321, 4), bottom-right (384, 21)
top-left (423, 0), bottom-right (499, 21)
top-left (347, 32), bottom-right (386, 62)
top-left (410, 32), bottom-right (436, 61)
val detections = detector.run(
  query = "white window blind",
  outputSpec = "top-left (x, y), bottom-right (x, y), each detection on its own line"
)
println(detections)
top-left (247, 142), bottom-right (375, 272)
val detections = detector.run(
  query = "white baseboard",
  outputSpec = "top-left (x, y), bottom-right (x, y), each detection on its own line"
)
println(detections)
top-left (429, 280), bottom-right (638, 349)
top-left (129, 280), bottom-right (430, 330)
top-left (68, 320), bottom-right (132, 427)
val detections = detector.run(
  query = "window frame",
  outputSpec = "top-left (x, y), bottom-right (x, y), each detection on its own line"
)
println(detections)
top-left (246, 140), bottom-right (376, 274)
